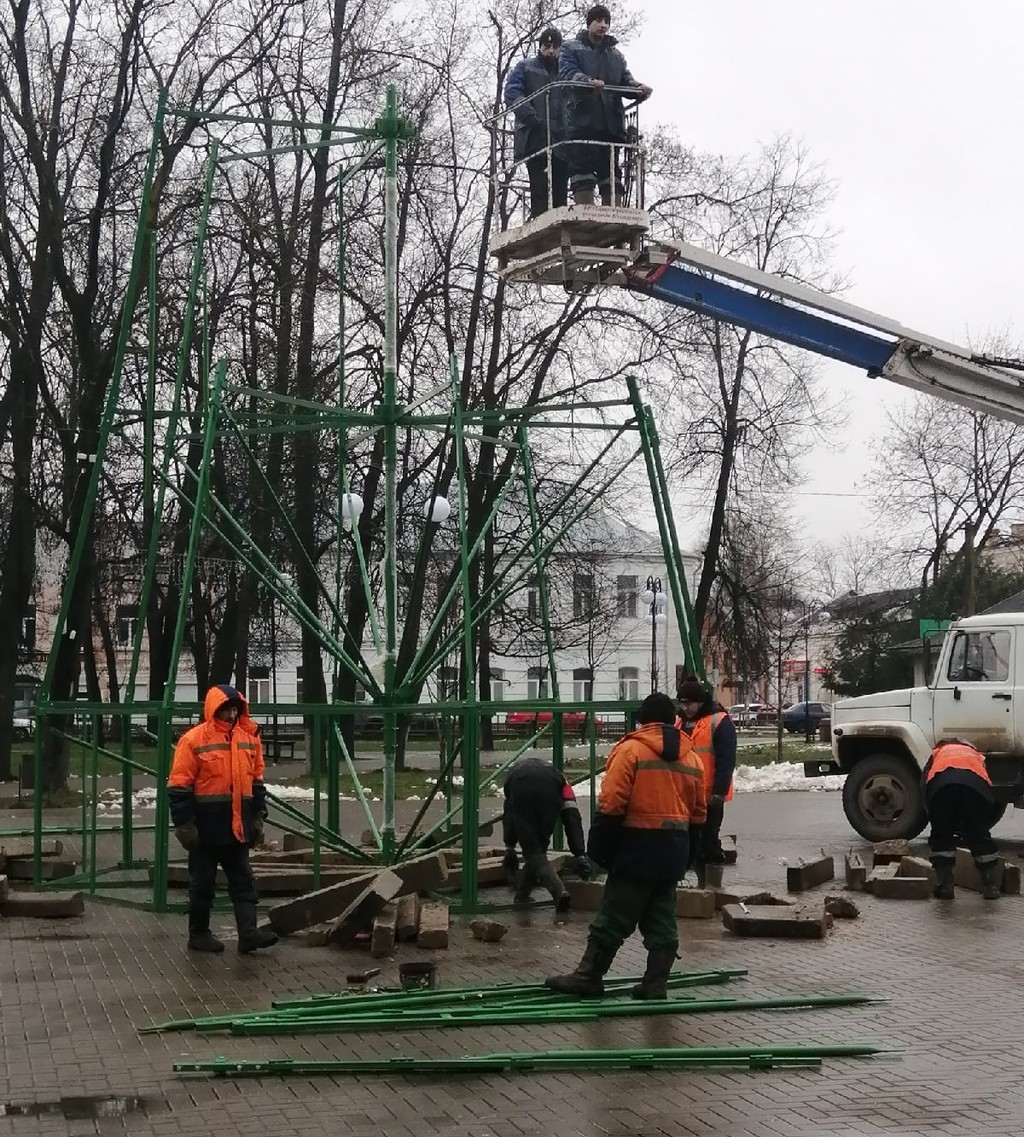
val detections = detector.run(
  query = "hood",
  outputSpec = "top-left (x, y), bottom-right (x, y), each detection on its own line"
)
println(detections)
top-left (203, 683), bottom-right (251, 723)
top-left (632, 721), bottom-right (690, 762)
top-left (576, 29), bottom-right (618, 48)
top-left (833, 687), bottom-right (916, 712)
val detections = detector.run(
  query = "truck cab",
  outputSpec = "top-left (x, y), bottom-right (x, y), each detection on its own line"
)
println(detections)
top-left (808, 612), bottom-right (1023, 840)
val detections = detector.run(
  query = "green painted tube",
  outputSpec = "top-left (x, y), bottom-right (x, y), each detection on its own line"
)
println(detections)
top-left (174, 1043), bottom-right (887, 1078)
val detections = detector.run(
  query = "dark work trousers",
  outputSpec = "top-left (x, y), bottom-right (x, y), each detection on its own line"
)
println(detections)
top-left (699, 798), bottom-right (727, 865)
top-left (589, 871), bottom-right (680, 953)
top-left (568, 134), bottom-right (624, 203)
top-left (927, 783), bottom-right (999, 862)
top-left (526, 154), bottom-right (569, 216)
top-left (505, 807), bottom-right (564, 900)
top-left (188, 841), bottom-right (258, 935)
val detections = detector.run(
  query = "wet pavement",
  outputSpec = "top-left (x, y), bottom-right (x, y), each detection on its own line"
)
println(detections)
top-left (2, 791), bottom-right (1024, 1136)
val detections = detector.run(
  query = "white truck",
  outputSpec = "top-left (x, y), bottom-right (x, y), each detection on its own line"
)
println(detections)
top-left (806, 612), bottom-right (1022, 840)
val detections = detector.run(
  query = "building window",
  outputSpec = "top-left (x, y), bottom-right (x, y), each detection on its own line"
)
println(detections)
top-left (618, 666), bottom-right (639, 701)
top-left (490, 668), bottom-right (505, 702)
top-left (115, 604), bottom-right (139, 647)
top-left (20, 605), bottom-right (37, 650)
top-left (616, 576), bottom-right (637, 618)
top-left (527, 665), bottom-right (548, 700)
top-left (573, 666), bottom-right (594, 702)
top-left (527, 575), bottom-right (539, 619)
top-left (249, 665), bottom-right (270, 705)
top-left (573, 571), bottom-right (594, 619)
top-left (438, 666), bottom-right (459, 700)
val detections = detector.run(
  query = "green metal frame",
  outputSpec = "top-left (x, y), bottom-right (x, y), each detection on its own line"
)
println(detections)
top-left (21, 89), bottom-right (705, 916)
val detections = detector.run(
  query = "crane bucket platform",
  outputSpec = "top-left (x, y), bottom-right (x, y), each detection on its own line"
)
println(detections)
top-left (489, 205), bottom-right (649, 285)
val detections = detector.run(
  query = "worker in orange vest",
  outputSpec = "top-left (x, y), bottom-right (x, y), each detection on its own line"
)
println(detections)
top-left (677, 678), bottom-right (736, 889)
top-left (167, 685), bottom-right (279, 953)
top-left (923, 737), bottom-right (1001, 900)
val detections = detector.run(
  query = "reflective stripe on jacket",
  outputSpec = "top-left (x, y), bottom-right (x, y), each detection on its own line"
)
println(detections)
top-left (690, 711), bottom-right (735, 801)
top-left (167, 686), bottom-right (266, 844)
top-left (925, 742), bottom-right (991, 786)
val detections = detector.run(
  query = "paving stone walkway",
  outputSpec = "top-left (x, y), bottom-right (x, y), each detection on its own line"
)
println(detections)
top-left (2, 793), bottom-right (1023, 1136)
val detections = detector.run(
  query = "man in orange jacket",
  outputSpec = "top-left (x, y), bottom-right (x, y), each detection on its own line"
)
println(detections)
top-left (544, 692), bottom-right (707, 1000)
top-left (167, 684), bottom-right (278, 953)
top-left (924, 737), bottom-right (1001, 900)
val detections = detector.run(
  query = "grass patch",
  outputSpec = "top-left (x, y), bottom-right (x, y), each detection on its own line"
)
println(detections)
top-left (738, 740), bottom-right (831, 768)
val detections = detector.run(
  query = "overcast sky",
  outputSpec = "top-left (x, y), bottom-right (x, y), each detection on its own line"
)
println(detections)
top-left (619, 0), bottom-right (1024, 554)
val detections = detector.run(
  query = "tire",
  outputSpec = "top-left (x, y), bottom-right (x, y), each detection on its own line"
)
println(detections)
top-left (842, 753), bottom-right (927, 842)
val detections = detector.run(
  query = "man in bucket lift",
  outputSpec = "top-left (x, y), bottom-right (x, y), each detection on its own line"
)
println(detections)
top-left (504, 28), bottom-right (569, 218)
top-left (559, 5), bottom-right (651, 206)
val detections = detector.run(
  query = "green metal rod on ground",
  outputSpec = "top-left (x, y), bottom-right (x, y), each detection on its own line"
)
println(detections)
top-left (174, 1043), bottom-right (889, 1079)
top-left (139, 969), bottom-right (749, 1033)
top-left (226, 994), bottom-right (879, 1038)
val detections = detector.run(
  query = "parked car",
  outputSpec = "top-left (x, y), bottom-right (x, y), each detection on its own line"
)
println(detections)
top-left (727, 703), bottom-right (769, 727)
top-left (504, 710), bottom-right (595, 735)
top-left (781, 701), bottom-right (830, 735)
top-left (12, 706), bottom-right (34, 741)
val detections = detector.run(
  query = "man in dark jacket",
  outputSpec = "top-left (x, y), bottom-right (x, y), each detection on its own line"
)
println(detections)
top-left (544, 693), bottom-right (706, 1000)
top-left (167, 685), bottom-right (278, 953)
top-left (504, 28), bottom-right (568, 217)
top-left (559, 5), bottom-right (651, 206)
top-left (678, 678), bottom-right (737, 889)
top-left (923, 738), bottom-right (1002, 899)
top-left (502, 755), bottom-right (592, 912)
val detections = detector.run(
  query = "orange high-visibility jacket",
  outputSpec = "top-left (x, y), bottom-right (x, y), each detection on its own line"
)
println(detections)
top-left (926, 741), bottom-right (992, 786)
top-left (167, 686), bottom-right (266, 844)
top-left (690, 711), bottom-right (735, 802)
top-left (599, 722), bottom-right (708, 829)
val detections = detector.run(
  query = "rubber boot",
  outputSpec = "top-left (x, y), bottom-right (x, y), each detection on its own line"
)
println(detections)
top-left (977, 859), bottom-right (1002, 900)
top-left (187, 910), bottom-right (225, 953)
top-left (630, 948), bottom-right (678, 1000)
top-left (931, 860), bottom-right (955, 900)
top-left (544, 939), bottom-right (617, 997)
top-left (573, 185), bottom-right (595, 206)
top-left (704, 863), bottom-right (725, 889)
top-left (234, 901), bottom-right (279, 953)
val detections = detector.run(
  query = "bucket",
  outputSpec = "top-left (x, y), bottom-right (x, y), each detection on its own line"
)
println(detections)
top-left (399, 961), bottom-right (437, 991)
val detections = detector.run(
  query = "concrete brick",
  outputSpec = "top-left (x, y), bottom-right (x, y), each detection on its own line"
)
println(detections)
top-left (370, 902), bottom-right (398, 958)
top-left (327, 870), bottom-right (403, 947)
top-left (267, 851), bottom-right (448, 935)
top-left (416, 902), bottom-right (450, 949)
top-left (870, 874), bottom-right (932, 900)
top-left (674, 888), bottom-right (715, 919)
top-left (845, 851), bottom-right (868, 891)
top-left (469, 918), bottom-right (509, 942)
top-left (395, 893), bottom-right (421, 942)
top-left (712, 888), bottom-right (794, 911)
top-left (0, 890), bottom-right (85, 918)
top-left (442, 856), bottom-right (512, 891)
top-left (824, 895), bottom-right (860, 918)
top-left (565, 879), bottom-right (605, 911)
top-left (0, 874), bottom-right (7, 902)
top-left (721, 903), bottom-right (828, 940)
top-left (899, 856), bottom-right (937, 886)
top-left (0, 837), bottom-right (64, 859)
top-left (953, 849), bottom-right (1021, 895)
top-left (786, 855), bottom-right (834, 892)
top-left (872, 839), bottom-right (911, 864)
top-left (4, 857), bottom-right (77, 881)
top-left (249, 849), bottom-right (361, 867)
top-left (865, 864), bottom-right (900, 893)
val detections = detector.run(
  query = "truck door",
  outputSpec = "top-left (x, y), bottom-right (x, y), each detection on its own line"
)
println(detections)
top-left (932, 627), bottom-right (1015, 751)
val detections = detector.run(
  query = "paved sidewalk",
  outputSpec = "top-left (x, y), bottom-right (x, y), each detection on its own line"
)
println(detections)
top-left (3, 794), bottom-right (1024, 1136)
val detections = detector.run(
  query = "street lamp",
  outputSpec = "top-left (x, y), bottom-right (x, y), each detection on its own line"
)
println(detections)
top-left (639, 576), bottom-right (668, 692)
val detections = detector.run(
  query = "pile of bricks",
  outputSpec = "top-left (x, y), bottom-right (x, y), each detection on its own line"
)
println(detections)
top-left (845, 839), bottom-right (1021, 899)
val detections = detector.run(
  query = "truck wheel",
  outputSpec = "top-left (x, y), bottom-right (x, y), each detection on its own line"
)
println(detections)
top-left (842, 754), bottom-right (927, 842)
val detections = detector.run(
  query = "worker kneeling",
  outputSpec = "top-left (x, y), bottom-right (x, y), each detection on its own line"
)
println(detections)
top-left (924, 737), bottom-right (1001, 901)
top-left (545, 693), bottom-right (707, 1000)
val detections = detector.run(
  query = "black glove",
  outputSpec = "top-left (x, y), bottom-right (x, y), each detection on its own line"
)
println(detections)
top-left (574, 855), bottom-right (594, 881)
top-left (174, 820), bottom-right (199, 851)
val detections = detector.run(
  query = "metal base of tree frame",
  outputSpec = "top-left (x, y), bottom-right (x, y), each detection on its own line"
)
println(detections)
top-left (17, 90), bottom-right (704, 913)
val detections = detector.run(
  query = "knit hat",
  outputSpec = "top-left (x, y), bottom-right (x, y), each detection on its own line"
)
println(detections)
top-left (637, 692), bottom-right (678, 725)
top-left (539, 27), bottom-right (562, 46)
top-left (677, 679), bottom-right (708, 704)
top-left (586, 5), bottom-right (611, 25)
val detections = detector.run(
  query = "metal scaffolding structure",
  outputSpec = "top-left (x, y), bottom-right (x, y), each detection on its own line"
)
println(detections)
top-left (20, 88), bottom-right (703, 914)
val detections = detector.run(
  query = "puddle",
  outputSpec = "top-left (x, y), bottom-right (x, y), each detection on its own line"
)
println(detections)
top-left (0, 1095), bottom-right (148, 1119)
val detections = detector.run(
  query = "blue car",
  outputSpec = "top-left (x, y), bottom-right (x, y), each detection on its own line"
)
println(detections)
top-left (781, 701), bottom-right (829, 735)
